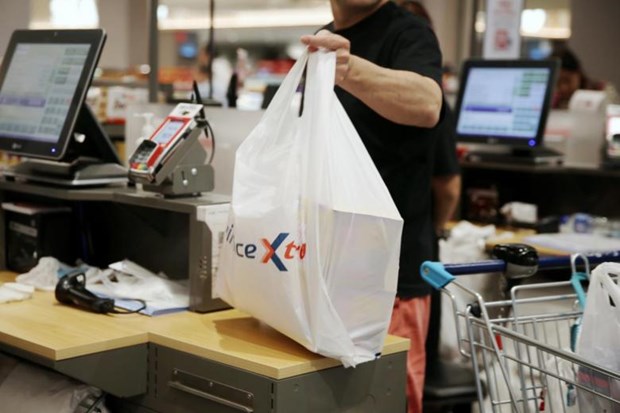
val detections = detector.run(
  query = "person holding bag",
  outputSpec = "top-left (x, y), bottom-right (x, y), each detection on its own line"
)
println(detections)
top-left (301, 1), bottom-right (444, 412)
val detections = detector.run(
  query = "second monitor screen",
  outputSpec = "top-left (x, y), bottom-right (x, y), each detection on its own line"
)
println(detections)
top-left (456, 67), bottom-right (552, 141)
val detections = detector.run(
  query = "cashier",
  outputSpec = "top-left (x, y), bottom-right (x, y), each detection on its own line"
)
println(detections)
top-left (551, 48), bottom-right (619, 109)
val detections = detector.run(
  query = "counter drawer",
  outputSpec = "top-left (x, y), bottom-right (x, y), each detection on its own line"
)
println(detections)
top-left (146, 344), bottom-right (406, 413)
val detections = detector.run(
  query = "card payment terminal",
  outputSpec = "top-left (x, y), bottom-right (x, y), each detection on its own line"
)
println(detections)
top-left (129, 103), bottom-right (205, 182)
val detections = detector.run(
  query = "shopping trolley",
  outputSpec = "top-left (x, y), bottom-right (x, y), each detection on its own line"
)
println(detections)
top-left (421, 248), bottom-right (620, 412)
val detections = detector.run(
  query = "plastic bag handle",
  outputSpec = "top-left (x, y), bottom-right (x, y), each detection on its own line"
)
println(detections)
top-left (302, 50), bottom-right (336, 123)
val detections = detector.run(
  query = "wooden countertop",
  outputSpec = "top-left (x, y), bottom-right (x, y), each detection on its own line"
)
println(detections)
top-left (0, 273), bottom-right (148, 360)
top-left (0, 272), bottom-right (408, 379)
top-left (148, 309), bottom-right (409, 380)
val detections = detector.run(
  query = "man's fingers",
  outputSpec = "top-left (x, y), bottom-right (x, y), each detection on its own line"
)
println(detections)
top-left (301, 31), bottom-right (352, 84)
top-left (300, 32), bottom-right (349, 52)
top-left (300, 34), bottom-right (314, 45)
top-left (301, 29), bottom-right (331, 44)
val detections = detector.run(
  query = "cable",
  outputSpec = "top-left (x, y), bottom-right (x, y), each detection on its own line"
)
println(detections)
top-left (109, 298), bottom-right (147, 315)
top-left (191, 79), bottom-right (216, 165)
top-left (202, 117), bottom-right (216, 165)
top-left (82, 392), bottom-right (106, 413)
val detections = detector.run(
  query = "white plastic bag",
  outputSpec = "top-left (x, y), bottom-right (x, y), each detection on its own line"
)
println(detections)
top-left (215, 50), bottom-right (403, 367)
top-left (576, 262), bottom-right (620, 412)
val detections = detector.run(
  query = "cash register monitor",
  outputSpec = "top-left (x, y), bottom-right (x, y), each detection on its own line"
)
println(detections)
top-left (0, 29), bottom-right (126, 185)
top-left (455, 59), bottom-right (560, 163)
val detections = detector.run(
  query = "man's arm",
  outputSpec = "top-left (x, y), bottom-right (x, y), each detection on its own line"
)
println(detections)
top-left (432, 174), bottom-right (461, 236)
top-left (301, 30), bottom-right (442, 128)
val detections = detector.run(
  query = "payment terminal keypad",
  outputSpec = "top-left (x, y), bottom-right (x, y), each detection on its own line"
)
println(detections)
top-left (129, 140), bottom-right (157, 167)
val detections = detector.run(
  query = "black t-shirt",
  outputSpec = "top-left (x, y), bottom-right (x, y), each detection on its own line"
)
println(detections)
top-left (327, 2), bottom-right (444, 298)
top-left (430, 102), bottom-right (460, 261)
top-left (433, 103), bottom-right (460, 178)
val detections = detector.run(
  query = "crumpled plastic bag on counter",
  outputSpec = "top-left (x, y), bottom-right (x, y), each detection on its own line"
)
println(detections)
top-left (15, 257), bottom-right (188, 315)
top-left (0, 282), bottom-right (34, 304)
top-left (87, 260), bottom-right (189, 315)
top-left (15, 257), bottom-right (72, 292)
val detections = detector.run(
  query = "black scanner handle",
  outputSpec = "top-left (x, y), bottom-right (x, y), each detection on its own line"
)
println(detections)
top-left (55, 272), bottom-right (114, 314)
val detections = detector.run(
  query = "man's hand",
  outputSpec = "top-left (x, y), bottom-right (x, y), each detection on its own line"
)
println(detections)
top-left (301, 30), bottom-right (351, 85)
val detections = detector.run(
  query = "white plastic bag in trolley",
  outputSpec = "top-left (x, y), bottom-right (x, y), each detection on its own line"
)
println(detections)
top-left (215, 50), bottom-right (403, 367)
top-left (576, 262), bottom-right (620, 412)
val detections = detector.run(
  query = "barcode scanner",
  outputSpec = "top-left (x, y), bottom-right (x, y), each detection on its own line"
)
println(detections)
top-left (492, 243), bottom-right (539, 279)
top-left (55, 272), bottom-right (115, 314)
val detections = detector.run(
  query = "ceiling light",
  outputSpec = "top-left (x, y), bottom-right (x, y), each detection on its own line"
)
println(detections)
top-left (521, 9), bottom-right (546, 34)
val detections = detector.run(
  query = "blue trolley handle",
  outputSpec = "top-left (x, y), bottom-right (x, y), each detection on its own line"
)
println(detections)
top-left (421, 250), bottom-right (620, 289)
top-left (421, 243), bottom-right (535, 289)
top-left (420, 261), bottom-right (455, 289)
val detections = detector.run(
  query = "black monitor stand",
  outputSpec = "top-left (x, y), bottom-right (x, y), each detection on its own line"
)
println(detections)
top-left (466, 146), bottom-right (564, 165)
top-left (4, 104), bottom-right (128, 187)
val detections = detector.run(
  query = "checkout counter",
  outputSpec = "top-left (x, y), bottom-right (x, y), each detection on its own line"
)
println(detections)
top-left (0, 270), bottom-right (408, 412)
top-left (0, 29), bottom-right (408, 410)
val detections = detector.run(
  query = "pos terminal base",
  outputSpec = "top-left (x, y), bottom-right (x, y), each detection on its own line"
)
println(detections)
top-left (141, 139), bottom-right (215, 197)
top-left (3, 104), bottom-right (128, 187)
top-left (4, 158), bottom-right (128, 187)
top-left (466, 146), bottom-right (564, 165)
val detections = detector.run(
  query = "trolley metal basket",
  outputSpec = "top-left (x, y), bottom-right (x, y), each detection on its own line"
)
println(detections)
top-left (421, 251), bottom-right (620, 413)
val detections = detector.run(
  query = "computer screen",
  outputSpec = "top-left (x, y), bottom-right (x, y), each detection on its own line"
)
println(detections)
top-left (455, 59), bottom-right (559, 148)
top-left (0, 29), bottom-right (107, 160)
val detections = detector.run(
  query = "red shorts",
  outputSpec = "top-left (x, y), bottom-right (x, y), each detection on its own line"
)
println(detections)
top-left (388, 295), bottom-right (432, 413)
